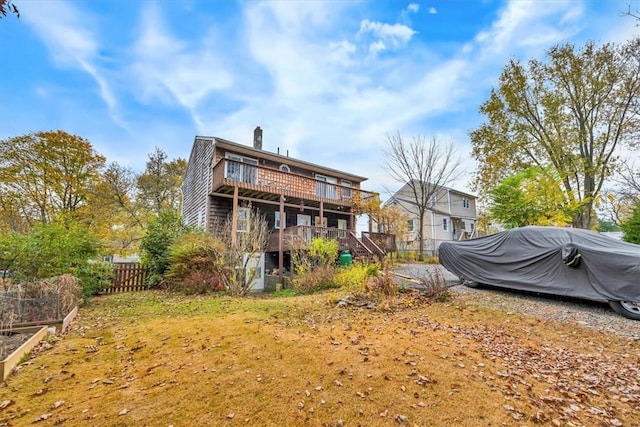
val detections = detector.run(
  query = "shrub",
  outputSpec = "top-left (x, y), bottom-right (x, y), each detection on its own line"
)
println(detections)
top-left (621, 203), bottom-right (640, 244)
top-left (333, 262), bottom-right (380, 294)
top-left (309, 237), bottom-right (338, 266)
top-left (418, 269), bottom-right (451, 301)
top-left (140, 209), bottom-right (190, 286)
top-left (3, 220), bottom-right (100, 283)
top-left (73, 261), bottom-right (114, 302)
top-left (165, 231), bottom-right (225, 294)
top-left (291, 264), bottom-right (336, 293)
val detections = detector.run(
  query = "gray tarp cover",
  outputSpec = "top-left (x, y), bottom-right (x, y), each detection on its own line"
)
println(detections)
top-left (439, 226), bottom-right (640, 302)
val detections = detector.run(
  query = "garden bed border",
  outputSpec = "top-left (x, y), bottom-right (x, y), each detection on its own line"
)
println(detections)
top-left (0, 326), bottom-right (47, 381)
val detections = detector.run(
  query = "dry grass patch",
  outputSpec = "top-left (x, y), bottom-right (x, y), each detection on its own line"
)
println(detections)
top-left (0, 291), bottom-right (638, 426)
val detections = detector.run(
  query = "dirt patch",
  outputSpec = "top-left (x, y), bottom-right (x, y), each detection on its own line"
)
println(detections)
top-left (0, 332), bottom-right (32, 360)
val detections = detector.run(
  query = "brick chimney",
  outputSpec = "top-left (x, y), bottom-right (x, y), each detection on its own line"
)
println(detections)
top-left (253, 126), bottom-right (263, 150)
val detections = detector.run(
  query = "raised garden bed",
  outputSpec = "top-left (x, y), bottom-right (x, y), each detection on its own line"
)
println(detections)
top-left (0, 326), bottom-right (47, 381)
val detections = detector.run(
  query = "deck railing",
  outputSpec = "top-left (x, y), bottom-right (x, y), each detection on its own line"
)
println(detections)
top-left (212, 158), bottom-right (377, 206)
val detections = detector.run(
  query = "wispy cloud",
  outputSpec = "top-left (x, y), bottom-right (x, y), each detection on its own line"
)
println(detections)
top-left (408, 3), bottom-right (420, 13)
top-left (474, 0), bottom-right (583, 57)
top-left (131, 4), bottom-right (234, 129)
top-left (18, 0), bottom-right (126, 128)
top-left (428, 7), bottom-right (438, 14)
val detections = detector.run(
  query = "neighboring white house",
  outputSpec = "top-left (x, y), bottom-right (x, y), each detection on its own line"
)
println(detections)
top-left (384, 181), bottom-right (478, 255)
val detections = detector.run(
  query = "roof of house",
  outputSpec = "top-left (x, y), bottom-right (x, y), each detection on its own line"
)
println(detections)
top-left (389, 180), bottom-right (477, 200)
top-left (194, 136), bottom-right (368, 183)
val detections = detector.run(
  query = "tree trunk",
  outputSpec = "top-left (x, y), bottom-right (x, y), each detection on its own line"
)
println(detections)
top-left (417, 211), bottom-right (425, 262)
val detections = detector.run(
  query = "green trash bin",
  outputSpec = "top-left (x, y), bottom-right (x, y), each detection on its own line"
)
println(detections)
top-left (339, 250), bottom-right (352, 267)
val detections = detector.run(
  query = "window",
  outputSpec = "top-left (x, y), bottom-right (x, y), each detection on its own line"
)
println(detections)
top-left (341, 180), bottom-right (352, 199)
top-left (314, 216), bottom-right (328, 227)
top-left (337, 219), bottom-right (347, 230)
top-left (442, 218), bottom-right (448, 231)
top-left (237, 207), bottom-right (250, 232)
top-left (407, 219), bottom-right (415, 232)
top-left (225, 154), bottom-right (258, 184)
top-left (470, 222), bottom-right (475, 231)
top-left (463, 198), bottom-right (470, 209)
top-left (275, 212), bottom-right (286, 229)
top-left (279, 164), bottom-right (290, 173)
top-left (316, 174), bottom-right (337, 199)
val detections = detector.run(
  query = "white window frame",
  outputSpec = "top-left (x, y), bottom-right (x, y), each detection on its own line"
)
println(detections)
top-left (337, 219), bottom-right (348, 230)
top-left (279, 164), bottom-right (290, 173)
top-left (463, 198), bottom-right (470, 209)
top-left (442, 218), bottom-right (448, 232)
top-left (237, 207), bottom-right (250, 232)
top-left (225, 153), bottom-right (258, 184)
top-left (407, 219), bottom-right (415, 232)
top-left (315, 174), bottom-right (338, 199)
top-left (275, 211), bottom-right (286, 229)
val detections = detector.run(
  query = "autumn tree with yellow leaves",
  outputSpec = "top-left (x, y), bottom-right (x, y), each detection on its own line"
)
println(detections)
top-left (471, 39), bottom-right (640, 230)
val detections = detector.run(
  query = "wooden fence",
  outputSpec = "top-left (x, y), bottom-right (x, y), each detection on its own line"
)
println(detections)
top-left (106, 263), bottom-right (150, 293)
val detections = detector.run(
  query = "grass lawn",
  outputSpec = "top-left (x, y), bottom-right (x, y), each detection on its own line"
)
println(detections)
top-left (1, 290), bottom-right (638, 426)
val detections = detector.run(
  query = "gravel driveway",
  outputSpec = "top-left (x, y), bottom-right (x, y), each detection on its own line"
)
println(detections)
top-left (392, 263), bottom-right (640, 340)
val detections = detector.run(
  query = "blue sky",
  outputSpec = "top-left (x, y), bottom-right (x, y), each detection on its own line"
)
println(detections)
top-left (0, 0), bottom-right (637, 199)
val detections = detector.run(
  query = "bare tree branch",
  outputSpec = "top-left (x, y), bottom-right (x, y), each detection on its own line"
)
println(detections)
top-left (383, 132), bottom-right (463, 260)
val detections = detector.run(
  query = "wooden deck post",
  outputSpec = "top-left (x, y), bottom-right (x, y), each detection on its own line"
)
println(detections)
top-left (231, 186), bottom-right (238, 246)
top-left (319, 201), bottom-right (324, 227)
top-left (278, 194), bottom-right (284, 284)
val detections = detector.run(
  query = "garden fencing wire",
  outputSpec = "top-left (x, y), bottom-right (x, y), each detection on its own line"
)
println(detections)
top-left (1, 293), bottom-right (61, 328)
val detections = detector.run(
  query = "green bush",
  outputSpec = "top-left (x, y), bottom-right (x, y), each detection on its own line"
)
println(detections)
top-left (0, 220), bottom-right (100, 283)
top-left (165, 231), bottom-right (226, 294)
top-left (72, 262), bottom-right (114, 302)
top-left (140, 209), bottom-right (190, 286)
top-left (333, 263), bottom-right (378, 294)
top-left (621, 203), bottom-right (640, 244)
top-left (309, 237), bottom-right (338, 266)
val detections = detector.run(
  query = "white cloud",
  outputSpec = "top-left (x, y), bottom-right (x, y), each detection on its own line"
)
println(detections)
top-left (358, 20), bottom-right (417, 48)
top-left (474, 0), bottom-right (583, 57)
top-left (408, 3), bottom-right (420, 13)
top-left (369, 40), bottom-right (387, 54)
top-left (131, 4), bottom-right (234, 119)
top-left (428, 7), bottom-right (437, 14)
top-left (18, 0), bottom-right (125, 128)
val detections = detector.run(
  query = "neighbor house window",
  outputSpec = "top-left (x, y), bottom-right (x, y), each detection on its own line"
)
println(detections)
top-left (463, 198), bottom-right (470, 209)
top-left (337, 219), bottom-right (347, 230)
top-left (442, 218), bottom-right (448, 231)
top-left (237, 207), bottom-right (250, 232)
top-left (275, 212), bottom-right (286, 229)
top-left (470, 222), bottom-right (475, 231)
top-left (407, 219), bottom-right (415, 232)
top-left (279, 164), bottom-right (290, 173)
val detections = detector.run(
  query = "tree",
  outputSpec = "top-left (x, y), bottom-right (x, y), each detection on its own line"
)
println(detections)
top-left (211, 208), bottom-right (268, 296)
top-left (139, 209), bottom-right (189, 286)
top-left (488, 167), bottom-right (580, 228)
top-left (136, 147), bottom-right (186, 215)
top-left (0, 0), bottom-right (18, 19)
top-left (0, 131), bottom-right (106, 228)
top-left (383, 132), bottom-right (463, 261)
top-left (620, 202), bottom-right (640, 244)
top-left (470, 39), bottom-right (640, 230)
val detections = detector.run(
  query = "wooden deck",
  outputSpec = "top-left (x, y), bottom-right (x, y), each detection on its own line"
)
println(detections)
top-left (211, 158), bottom-right (377, 209)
